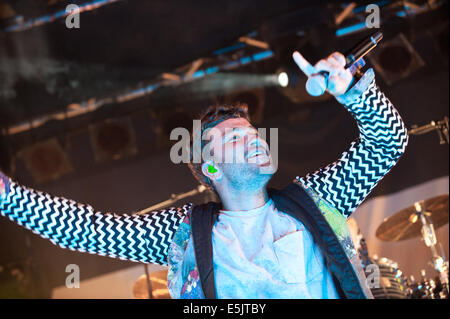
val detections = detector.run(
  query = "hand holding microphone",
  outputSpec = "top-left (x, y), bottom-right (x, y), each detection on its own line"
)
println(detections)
top-left (293, 51), bottom-right (353, 97)
top-left (293, 32), bottom-right (383, 97)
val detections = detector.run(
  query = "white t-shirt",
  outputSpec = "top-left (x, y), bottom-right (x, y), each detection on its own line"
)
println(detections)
top-left (212, 198), bottom-right (339, 298)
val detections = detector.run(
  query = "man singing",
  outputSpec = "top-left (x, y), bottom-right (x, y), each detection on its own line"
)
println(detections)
top-left (0, 51), bottom-right (408, 299)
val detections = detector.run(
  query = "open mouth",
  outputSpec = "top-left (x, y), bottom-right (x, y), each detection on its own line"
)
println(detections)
top-left (246, 146), bottom-right (269, 160)
top-left (247, 150), bottom-right (266, 158)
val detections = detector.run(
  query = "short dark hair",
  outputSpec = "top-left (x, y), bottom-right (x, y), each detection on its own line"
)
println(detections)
top-left (188, 103), bottom-right (250, 191)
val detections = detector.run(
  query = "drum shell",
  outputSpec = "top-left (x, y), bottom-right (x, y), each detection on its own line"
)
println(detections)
top-left (364, 257), bottom-right (408, 299)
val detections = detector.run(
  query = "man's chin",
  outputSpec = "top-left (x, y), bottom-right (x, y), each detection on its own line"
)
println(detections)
top-left (221, 162), bottom-right (274, 190)
top-left (248, 159), bottom-right (276, 175)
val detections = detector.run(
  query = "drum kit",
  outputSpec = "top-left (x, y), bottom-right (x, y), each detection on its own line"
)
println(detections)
top-left (356, 116), bottom-right (450, 299)
top-left (132, 269), bottom-right (171, 299)
top-left (358, 194), bottom-right (449, 299)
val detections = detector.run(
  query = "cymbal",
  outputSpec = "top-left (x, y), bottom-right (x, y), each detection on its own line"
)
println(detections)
top-left (132, 270), bottom-right (171, 299)
top-left (376, 194), bottom-right (449, 242)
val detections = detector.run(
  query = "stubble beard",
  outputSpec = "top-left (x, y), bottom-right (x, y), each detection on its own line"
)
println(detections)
top-left (220, 162), bottom-right (273, 193)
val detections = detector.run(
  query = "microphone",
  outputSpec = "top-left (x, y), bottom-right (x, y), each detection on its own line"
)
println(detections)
top-left (305, 31), bottom-right (383, 96)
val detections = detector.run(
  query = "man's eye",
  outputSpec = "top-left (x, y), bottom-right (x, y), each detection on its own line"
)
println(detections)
top-left (226, 136), bottom-right (242, 144)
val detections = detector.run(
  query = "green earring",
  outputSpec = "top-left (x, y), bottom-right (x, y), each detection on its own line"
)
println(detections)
top-left (208, 165), bottom-right (218, 173)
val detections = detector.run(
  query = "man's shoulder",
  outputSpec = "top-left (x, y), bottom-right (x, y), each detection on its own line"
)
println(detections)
top-left (268, 178), bottom-right (312, 200)
top-left (168, 203), bottom-right (194, 250)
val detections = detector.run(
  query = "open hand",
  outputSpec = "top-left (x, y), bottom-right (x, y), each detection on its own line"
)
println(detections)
top-left (292, 51), bottom-right (353, 97)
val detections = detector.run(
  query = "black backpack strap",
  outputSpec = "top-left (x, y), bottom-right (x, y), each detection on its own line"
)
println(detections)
top-left (190, 202), bottom-right (221, 299)
top-left (269, 183), bottom-right (367, 299)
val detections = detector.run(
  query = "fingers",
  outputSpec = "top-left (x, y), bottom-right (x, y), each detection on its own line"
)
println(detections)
top-left (314, 52), bottom-right (348, 76)
top-left (314, 59), bottom-right (341, 76)
top-left (293, 51), bottom-right (346, 76)
top-left (292, 51), bottom-right (316, 76)
top-left (293, 51), bottom-right (352, 96)
top-left (331, 52), bottom-right (346, 67)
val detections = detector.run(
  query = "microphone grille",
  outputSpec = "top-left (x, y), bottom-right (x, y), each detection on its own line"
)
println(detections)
top-left (305, 75), bottom-right (326, 97)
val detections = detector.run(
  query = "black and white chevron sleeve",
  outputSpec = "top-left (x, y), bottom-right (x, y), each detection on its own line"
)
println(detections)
top-left (297, 69), bottom-right (409, 218)
top-left (0, 175), bottom-right (192, 265)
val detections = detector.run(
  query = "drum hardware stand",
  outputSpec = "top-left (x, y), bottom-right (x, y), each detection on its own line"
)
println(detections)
top-left (144, 264), bottom-right (153, 299)
top-left (409, 116), bottom-right (449, 145)
top-left (413, 201), bottom-right (449, 297)
top-left (137, 185), bottom-right (207, 215)
top-left (143, 264), bottom-right (153, 299)
top-left (133, 185), bottom-right (209, 298)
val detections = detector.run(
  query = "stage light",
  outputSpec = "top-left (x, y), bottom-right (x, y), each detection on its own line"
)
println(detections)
top-left (277, 72), bottom-right (289, 87)
top-left (89, 117), bottom-right (138, 162)
top-left (152, 108), bottom-right (195, 149)
top-left (19, 138), bottom-right (73, 183)
top-left (367, 33), bottom-right (425, 85)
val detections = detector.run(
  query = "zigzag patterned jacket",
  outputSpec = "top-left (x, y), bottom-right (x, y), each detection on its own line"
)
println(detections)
top-left (0, 69), bottom-right (409, 298)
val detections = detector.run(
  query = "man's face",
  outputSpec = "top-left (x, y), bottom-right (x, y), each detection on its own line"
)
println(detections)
top-left (203, 117), bottom-right (275, 191)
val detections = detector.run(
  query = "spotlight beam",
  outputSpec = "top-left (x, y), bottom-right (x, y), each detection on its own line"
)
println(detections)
top-left (5, 40), bottom-right (273, 135)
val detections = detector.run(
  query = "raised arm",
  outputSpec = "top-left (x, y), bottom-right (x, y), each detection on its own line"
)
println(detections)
top-left (0, 172), bottom-right (191, 265)
top-left (292, 52), bottom-right (408, 218)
